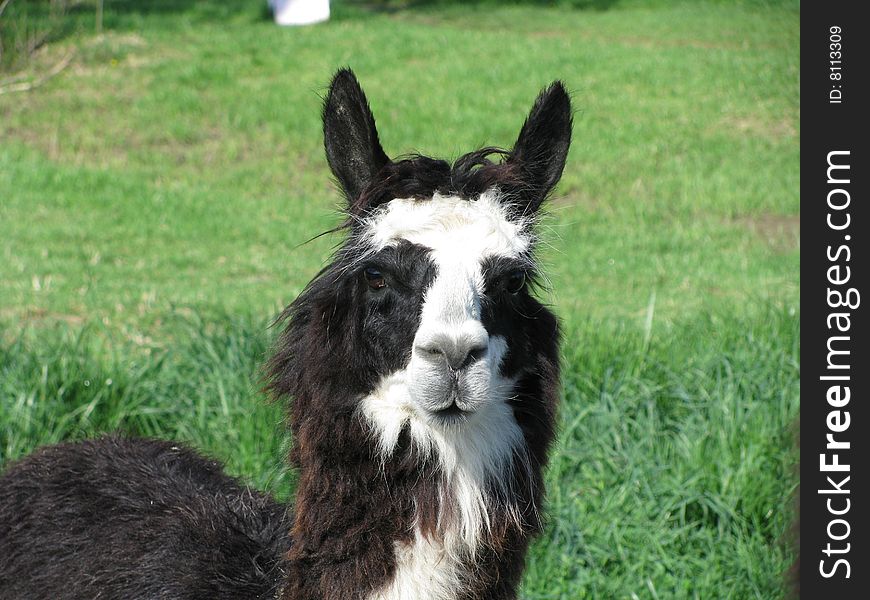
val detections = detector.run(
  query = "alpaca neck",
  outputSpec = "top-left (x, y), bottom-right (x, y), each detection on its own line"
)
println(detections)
top-left (281, 411), bottom-right (536, 600)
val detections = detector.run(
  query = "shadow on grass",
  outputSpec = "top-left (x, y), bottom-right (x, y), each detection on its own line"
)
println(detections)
top-left (344, 0), bottom-right (620, 12)
top-left (90, 0), bottom-right (622, 17)
top-left (1, 0), bottom-right (618, 72)
top-left (65, 0), bottom-right (274, 26)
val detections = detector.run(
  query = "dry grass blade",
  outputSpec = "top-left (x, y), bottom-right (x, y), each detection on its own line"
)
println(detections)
top-left (0, 47), bottom-right (74, 95)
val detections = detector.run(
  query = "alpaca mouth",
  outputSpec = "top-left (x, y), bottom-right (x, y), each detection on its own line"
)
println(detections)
top-left (424, 380), bottom-right (477, 423)
top-left (428, 401), bottom-right (472, 423)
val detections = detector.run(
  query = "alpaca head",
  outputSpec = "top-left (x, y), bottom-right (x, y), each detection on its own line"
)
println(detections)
top-left (269, 69), bottom-right (570, 559)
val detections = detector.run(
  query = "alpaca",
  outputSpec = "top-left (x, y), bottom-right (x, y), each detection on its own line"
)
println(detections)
top-left (0, 69), bottom-right (572, 600)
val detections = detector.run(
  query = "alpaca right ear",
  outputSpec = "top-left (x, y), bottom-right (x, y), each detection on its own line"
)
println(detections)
top-left (507, 81), bottom-right (572, 212)
top-left (322, 69), bottom-right (390, 204)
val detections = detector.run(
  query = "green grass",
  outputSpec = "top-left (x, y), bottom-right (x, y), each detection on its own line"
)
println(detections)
top-left (1, 1), bottom-right (798, 598)
top-left (0, 312), bottom-right (293, 496)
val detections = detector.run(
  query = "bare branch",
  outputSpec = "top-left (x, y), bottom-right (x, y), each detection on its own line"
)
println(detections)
top-left (0, 48), bottom-right (74, 95)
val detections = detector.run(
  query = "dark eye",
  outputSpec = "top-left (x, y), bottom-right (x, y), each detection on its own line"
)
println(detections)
top-left (505, 270), bottom-right (526, 294)
top-left (364, 267), bottom-right (387, 290)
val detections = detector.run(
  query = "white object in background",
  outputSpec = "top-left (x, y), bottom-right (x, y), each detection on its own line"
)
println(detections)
top-left (270, 0), bottom-right (330, 26)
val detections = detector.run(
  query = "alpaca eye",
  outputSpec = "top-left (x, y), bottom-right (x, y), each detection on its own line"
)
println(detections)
top-left (505, 270), bottom-right (526, 294)
top-left (364, 267), bottom-right (387, 290)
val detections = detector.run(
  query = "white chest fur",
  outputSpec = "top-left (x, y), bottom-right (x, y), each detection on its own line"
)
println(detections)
top-left (370, 528), bottom-right (466, 600)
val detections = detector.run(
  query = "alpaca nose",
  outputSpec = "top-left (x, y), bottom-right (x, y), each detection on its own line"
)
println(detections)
top-left (415, 327), bottom-right (489, 371)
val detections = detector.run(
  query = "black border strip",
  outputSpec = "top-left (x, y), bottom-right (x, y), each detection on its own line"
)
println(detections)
top-left (801, 4), bottom-right (868, 597)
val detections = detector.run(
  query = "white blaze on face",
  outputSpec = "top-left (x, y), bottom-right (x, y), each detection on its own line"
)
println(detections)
top-left (360, 190), bottom-right (535, 600)
top-left (366, 190), bottom-right (530, 260)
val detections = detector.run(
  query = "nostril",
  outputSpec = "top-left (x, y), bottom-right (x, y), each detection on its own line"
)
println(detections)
top-left (418, 343), bottom-right (445, 358)
top-left (459, 344), bottom-right (488, 370)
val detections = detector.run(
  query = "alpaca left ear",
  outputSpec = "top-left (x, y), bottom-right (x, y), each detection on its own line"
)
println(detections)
top-left (322, 69), bottom-right (390, 204)
top-left (508, 81), bottom-right (573, 212)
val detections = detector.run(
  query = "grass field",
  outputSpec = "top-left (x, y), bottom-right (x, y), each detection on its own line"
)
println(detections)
top-left (1, 1), bottom-right (799, 598)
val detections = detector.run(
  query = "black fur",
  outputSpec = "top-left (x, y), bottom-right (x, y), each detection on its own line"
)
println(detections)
top-left (0, 69), bottom-right (571, 600)
top-left (0, 436), bottom-right (290, 600)
top-left (323, 68), bottom-right (390, 204)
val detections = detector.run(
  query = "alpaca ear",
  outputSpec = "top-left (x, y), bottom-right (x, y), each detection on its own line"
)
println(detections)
top-left (508, 81), bottom-right (572, 211)
top-left (322, 69), bottom-right (390, 204)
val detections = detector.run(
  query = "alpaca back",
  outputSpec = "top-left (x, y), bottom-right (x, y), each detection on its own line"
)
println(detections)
top-left (0, 436), bottom-right (290, 600)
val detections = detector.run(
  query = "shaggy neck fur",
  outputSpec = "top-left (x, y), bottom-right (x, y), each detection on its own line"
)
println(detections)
top-left (274, 353), bottom-right (559, 600)
top-left (269, 195), bottom-right (561, 600)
